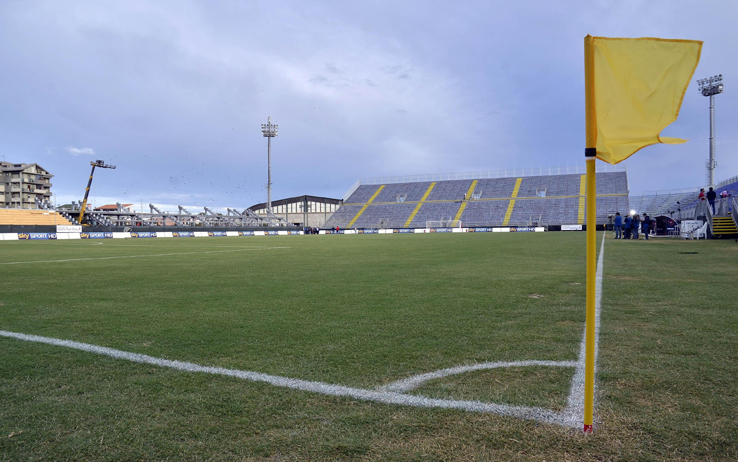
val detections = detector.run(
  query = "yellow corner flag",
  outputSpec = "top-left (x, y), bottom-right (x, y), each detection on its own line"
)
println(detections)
top-left (587, 36), bottom-right (702, 164)
top-left (582, 35), bottom-right (701, 434)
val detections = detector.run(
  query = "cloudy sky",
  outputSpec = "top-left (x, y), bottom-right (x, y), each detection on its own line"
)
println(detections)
top-left (1, 0), bottom-right (736, 212)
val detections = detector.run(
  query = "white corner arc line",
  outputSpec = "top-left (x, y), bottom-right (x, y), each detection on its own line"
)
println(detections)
top-left (0, 233), bottom-right (606, 429)
top-left (379, 360), bottom-right (577, 393)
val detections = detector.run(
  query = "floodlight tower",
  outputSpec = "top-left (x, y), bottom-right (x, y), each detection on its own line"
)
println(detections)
top-left (261, 116), bottom-right (278, 214)
top-left (697, 75), bottom-right (723, 188)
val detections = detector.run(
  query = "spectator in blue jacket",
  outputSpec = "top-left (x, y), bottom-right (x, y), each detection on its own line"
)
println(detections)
top-left (641, 213), bottom-right (650, 240)
top-left (614, 212), bottom-right (622, 239)
top-left (624, 215), bottom-right (631, 239)
top-left (630, 215), bottom-right (641, 239)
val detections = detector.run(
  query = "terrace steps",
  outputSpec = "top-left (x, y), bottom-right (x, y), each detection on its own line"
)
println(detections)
top-left (0, 209), bottom-right (73, 226)
top-left (712, 215), bottom-right (737, 236)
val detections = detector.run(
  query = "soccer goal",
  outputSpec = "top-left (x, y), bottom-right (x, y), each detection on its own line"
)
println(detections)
top-left (426, 219), bottom-right (461, 230)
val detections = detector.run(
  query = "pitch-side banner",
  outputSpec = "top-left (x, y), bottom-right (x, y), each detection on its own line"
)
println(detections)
top-left (57, 225), bottom-right (82, 233)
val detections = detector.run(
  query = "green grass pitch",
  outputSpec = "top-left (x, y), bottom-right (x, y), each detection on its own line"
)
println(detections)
top-left (1, 233), bottom-right (736, 461)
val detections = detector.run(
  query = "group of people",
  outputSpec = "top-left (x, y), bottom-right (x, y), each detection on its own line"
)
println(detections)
top-left (304, 226), bottom-right (342, 234)
top-left (613, 212), bottom-right (654, 240)
top-left (698, 186), bottom-right (729, 215)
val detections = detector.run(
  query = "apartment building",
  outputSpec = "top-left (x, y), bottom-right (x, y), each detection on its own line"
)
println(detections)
top-left (0, 162), bottom-right (53, 209)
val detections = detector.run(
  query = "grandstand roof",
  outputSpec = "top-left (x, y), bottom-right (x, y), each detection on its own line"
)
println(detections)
top-left (248, 195), bottom-right (341, 212)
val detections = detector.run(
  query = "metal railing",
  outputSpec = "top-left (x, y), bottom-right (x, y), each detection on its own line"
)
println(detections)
top-left (717, 174), bottom-right (738, 189)
top-left (705, 200), bottom-right (714, 235)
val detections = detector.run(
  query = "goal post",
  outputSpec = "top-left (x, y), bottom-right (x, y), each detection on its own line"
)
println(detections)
top-left (425, 219), bottom-right (462, 230)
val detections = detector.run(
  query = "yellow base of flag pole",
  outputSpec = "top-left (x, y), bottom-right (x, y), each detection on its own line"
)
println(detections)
top-left (583, 34), bottom-right (597, 433)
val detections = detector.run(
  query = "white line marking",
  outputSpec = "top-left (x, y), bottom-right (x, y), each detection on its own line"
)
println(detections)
top-left (0, 234), bottom-right (606, 428)
top-left (560, 231), bottom-right (606, 427)
top-left (0, 329), bottom-right (569, 426)
top-left (379, 360), bottom-right (577, 392)
top-left (0, 247), bottom-right (290, 265)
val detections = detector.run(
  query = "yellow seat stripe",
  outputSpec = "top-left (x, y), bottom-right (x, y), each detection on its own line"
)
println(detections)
top-left (502, 178), bottom-right (523, 226)
top-left (347, 185), bottom-right (385, 228)
top-left (404, 183), bottom-right (436, 228)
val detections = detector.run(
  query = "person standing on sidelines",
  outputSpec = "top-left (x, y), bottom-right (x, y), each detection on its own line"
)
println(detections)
top-left (706, 187), bottom-right (717, 215)
top-left (624, 214), bottom-right (631, 239)
top-left (614, 212), bottom-right (622, 239)
top-left (630, 215), bottom-right (641, 240)
top-left (642, 213), bottom-right (650, 240)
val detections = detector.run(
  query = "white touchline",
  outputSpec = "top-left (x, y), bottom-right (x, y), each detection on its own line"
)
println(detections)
top-left (0, 234), bottom-right (606, 428)
top-left (0, 247), bottom-right (290, 265)
top-left (560, 231), bottom-right (606, 427)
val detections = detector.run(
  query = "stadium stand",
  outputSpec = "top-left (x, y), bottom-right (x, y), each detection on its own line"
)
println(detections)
top-left (0, 209), bottom-right (73, 226)
top-left (668, 175), bottom-right (738, 220)
top-left (326, 171), bottom-right (630, 228)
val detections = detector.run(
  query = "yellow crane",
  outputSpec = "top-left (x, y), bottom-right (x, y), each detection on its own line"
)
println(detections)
top-left (78, 160), bottom-right (116, 225)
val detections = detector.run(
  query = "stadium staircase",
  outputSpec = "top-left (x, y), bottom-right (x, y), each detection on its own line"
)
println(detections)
top-left (404, 182), bottom-right (436, 227)
top-left (502, 178), bottom-right (522, 226)
top-left (451, 180), bottom-right (478, 226)
top-left (347, 185), bottom-right (385, 227)
top-left (712, 214), bottom-right (737, 237)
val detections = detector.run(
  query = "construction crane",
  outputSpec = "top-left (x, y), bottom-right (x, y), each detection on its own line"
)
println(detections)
top-left (78, 160), bottom-right (116, 224)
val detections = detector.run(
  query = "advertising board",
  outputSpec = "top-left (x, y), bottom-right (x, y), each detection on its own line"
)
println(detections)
top-left (131, 232), bottom-right (157, 238)
top-left (18, 233), bottom-right (57, 240)
top-left (57, 225), bottom-right (82, 233)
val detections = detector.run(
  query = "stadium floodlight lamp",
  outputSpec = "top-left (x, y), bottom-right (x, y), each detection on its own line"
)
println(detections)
top-left (261, 116), bottom-right (278, 137)
top-left (697, 74), bottom-right (723, 96)
top-left (630, 209), bottom-right (636, 216)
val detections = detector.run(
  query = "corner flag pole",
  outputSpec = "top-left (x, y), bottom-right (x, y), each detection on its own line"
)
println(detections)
top-left (583, 35), bottom-right (597, 433)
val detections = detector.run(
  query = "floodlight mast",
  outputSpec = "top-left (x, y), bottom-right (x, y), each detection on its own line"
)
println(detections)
top-left (261, 116), bottom-right (278, 214)
top-left (78, 160), bottom-right (116, 225)
top-left (697, 74), bottom-right (723, 188)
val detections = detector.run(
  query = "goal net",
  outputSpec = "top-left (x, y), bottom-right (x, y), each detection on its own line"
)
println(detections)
top-left (426, 219), bottom-right (461, 230)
